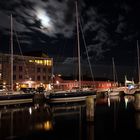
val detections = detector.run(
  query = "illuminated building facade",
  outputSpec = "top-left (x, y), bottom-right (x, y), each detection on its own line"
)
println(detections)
top-left (53, 75), bottom-right (118, 91)
top-left (0, 53), bottom-right (53, 90)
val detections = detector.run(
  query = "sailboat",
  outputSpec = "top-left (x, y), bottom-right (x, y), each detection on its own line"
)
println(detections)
top-left (107, 58), bottom-right (120, 96)
top-left (123, 40), bottom-right (140, 95)
top-left (46, 1), bottom-right (96, 103)
top-left (0, 15), bottom-right (34, 106)
top-left (135, 40), bottom-right (140, 93)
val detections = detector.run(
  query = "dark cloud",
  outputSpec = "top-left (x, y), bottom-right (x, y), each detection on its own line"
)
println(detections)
top-left (79, 0), bottom-right (140, 64)
top-left (0, 0), bottom-right (78, 54)
top-left (0, 0), bottom-right (140, 66)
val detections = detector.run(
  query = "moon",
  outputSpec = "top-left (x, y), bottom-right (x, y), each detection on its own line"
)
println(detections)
top-left (36, 8), bottom-right (53, 29)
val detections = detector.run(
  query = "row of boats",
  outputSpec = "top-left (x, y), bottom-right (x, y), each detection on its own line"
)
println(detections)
top-left (0, 85), bottom-right (139, 106)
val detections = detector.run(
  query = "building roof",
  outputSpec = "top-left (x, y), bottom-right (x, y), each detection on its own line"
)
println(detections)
top-left (23, 51), bottom-right (49, 58)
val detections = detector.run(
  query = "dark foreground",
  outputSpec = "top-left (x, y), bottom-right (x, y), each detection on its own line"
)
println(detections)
top-left (0, 94), bottom-right (140, 140)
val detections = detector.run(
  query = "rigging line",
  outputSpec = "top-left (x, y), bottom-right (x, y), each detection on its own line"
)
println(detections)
top-left (75, 1), bottom-right (81, 89)
top-left (115, 65), bottom-right (118, 84)
top-left (79, 18), bottom-right (94, 82)
top-left (112, 57), bottom-right (118, 83)
top-left (114, 58), bottom-right (118, 83)
top-left (137, 40), bottom-right (140, 84)
top-left (14, 30), bottom-right (29, 79)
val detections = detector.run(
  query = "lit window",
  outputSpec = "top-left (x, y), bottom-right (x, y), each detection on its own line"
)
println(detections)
top-left (44, 60), bottom-right (47, 65)
top-left (47, 60), bottom-right (52, 66)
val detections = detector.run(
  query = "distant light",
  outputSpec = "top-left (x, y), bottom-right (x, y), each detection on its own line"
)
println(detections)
top-left (128, 85), bottom-right (134, 89)
top-left (124, 97), bottom-right (128, 108)
top-left (29, 107), bottom-right (32, 115)
top-left (107, 97), bottom-right (110, 107)
top-left (3, 82), bottom-right (6, 85)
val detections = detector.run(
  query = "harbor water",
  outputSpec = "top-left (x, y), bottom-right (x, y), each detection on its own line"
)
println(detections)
top-left (0, 94), bottom-right (140, 140)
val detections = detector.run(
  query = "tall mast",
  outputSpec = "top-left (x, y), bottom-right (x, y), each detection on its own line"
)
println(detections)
top-left (10, 14), bottom-right (13, 91)
top-left (112, 57), bottom-right (115, 83)
top-left (75, 1), bottom-right (81, 89)
top-left (137, 40), bottom-right (140, 85)
top-left (51, 58), bottom-right (54, 87)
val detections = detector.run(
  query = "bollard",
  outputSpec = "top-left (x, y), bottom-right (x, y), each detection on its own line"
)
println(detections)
top-left (86, 96), bottom-right (95, 122)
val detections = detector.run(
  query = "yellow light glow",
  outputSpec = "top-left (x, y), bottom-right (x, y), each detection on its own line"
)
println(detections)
top-left (3, 82), bottom-right (6, 85)
top-left (29, 59), bottom-right (52, 66)
top-left (34, 121), bottom-right (53, 131)
top-left (20, 84), bottom-right (28, 88)
top-left (44, 121), bottom-right (53, 131)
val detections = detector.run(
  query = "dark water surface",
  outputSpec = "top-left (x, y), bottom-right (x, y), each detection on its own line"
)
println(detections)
top-left (0, 94), bottom-right (140, 140)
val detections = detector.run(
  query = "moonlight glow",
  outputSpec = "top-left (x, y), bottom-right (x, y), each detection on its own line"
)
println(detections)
top-left (36, 8), bottom-right (52, 29)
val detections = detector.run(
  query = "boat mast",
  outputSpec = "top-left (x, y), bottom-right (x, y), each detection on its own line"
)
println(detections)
top-left (10, 14), bottom-right (13, 92)
top-left (137, 40), bottom-right (140, 85)
top-left (51, 58), bottom-right (54, 89)
top-left (75, 1), bottom-right (81, 89)
top-left (112, 57), bottom-right (115, 83)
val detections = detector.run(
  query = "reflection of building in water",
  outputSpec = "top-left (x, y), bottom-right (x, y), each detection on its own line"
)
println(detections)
top-left (32, 104), bottom-right (53, 131)
top-left (34, 120), bottom-right (53, 131)
top-left (0, 104), bottom-right (52, 139)
top-left (50, 102), bottom-right (86, 140)
top-left (50, 102), bottom-right (86, 117)
top-left (87, 123), bottom-right (94, 140)
top-left (0, 107), bottom-right (33, 139)
top-left (50, 101), bottom-right (95, 140)
top-left (134, 94), bottom-right (140, 111)
top-left (135, 112), bottom-right (140, 130)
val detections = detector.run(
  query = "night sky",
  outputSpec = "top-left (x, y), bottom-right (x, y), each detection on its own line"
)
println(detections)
top-left (0, 0), bottom-right (140, 81)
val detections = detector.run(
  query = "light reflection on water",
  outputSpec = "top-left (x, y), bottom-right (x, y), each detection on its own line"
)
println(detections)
top-left (0, 94), bottom-right (140, 140)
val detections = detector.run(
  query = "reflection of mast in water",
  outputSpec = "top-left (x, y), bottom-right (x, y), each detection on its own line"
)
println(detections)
top-left (79, 105), bottom-right (82, 140)
top-left (113, 98), bottom-right (118, 131)
top-left (50, 102), bottom-right (86, 140)
top-left (134, 94), bottom-right (140, 111)
top-left (108, 96), bottom-right (120, 131)
top-left (0, 111), bottom-right (1, 132)
top-left (87, 122), bottom-right (94, 140)
top-left (135, 112), bottom-right (140, 130)
top-left (10, 111), bottom-right (14, 139)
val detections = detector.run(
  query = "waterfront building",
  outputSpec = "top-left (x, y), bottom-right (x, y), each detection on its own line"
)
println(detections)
top-left (0, 53), bottom-right (53, 90)
top-left (52, 74), bottom-right (118, 91)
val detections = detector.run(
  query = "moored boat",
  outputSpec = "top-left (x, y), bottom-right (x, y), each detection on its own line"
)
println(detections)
top-left (0, 91), bottom-right (34, 105)
top-left (46, 90), bottom-right (96, 103)
top-left (0, 15), bottom-right (35, 106)
top-left (46, 1), bottom-right (97, 104)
